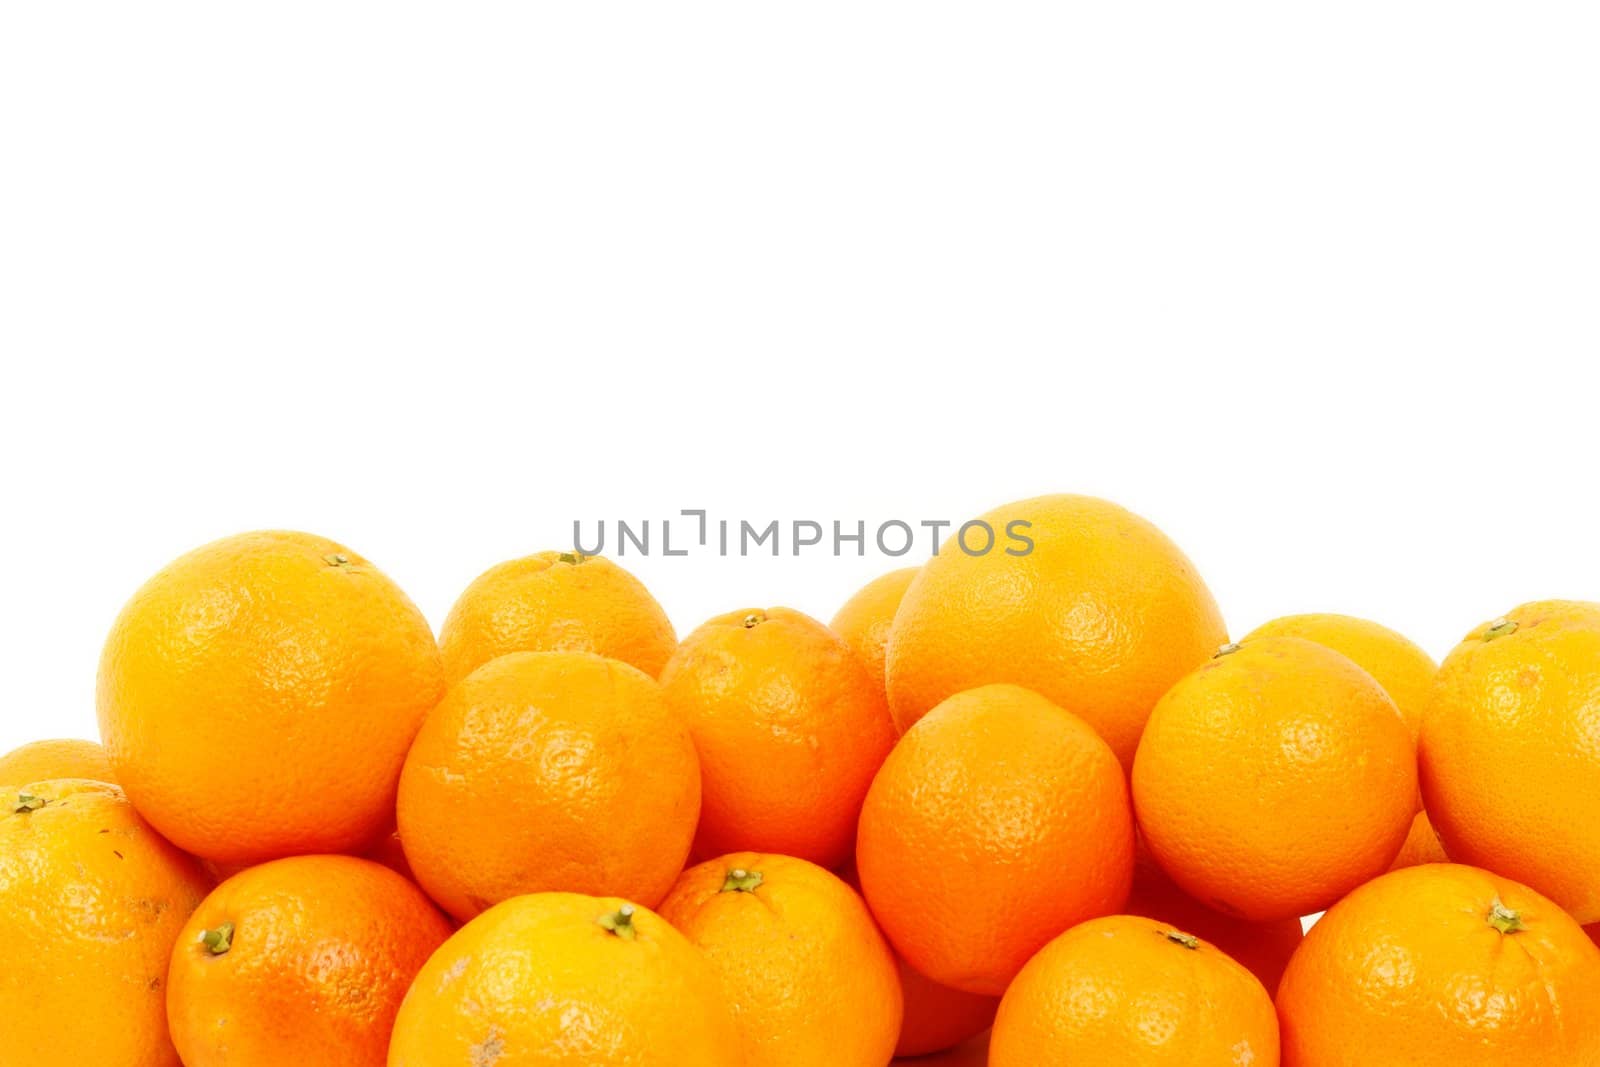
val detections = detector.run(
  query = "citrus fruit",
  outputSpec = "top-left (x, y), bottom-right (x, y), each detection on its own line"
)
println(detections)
top-left (97, 531), bottom-right (444, 866)
top-left (389, 892), bottom-right (741, 1066)
top-left (856, 683), bottom-right (1134, 995)
top-left (891, 959), bottom-right (999, 1059)
top-left (0, 778), bottom-right (211, 1066)
top-left (167, 855), bottom-right (451, 1067)
top-left (885, 494), bottom-right (1226, 765)
top-left (0, 737), bottom-right (114, 786)
top-left (1277, 863), bottom-right (1600, 1065)
top-left (659, 853), bottom-right (902, 1067)
top-left (660, 607), bottom-right (896, 868)
top-left (438, 551), bottom-right (676, 685)
top-left (1419, 600), bottom-right (1600, 924)
top-left (1133, 636), bottom-right (1415, 921)
top-left (990, 914), bottom-right (1279, 1067)
top-left (830, 566), bottom-right (918, 695)
top-left (398, 650), bottom-right (700, 922)
top-left (1387, 810), bottom-right (1449, 871)
top-left (1125, 842), bottom-right (1303, 994)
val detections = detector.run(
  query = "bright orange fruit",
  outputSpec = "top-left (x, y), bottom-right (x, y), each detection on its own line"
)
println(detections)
top-left (0, 737), bottom-right (115, 786)
top-left (1420, 600), bottom-right (1600, 924)
top-left (167, 855), bottom-right (451, 1067)
top-left (660, 853), bottom-right (902, 1067)
top-left (660, 607), bottom-right (896, 869)
top-left (990, 915), bottom-right (1279, 1066)
top-left (885, 495), bottom-right (1226, 766)
top-left (830, 566), bottom-right (919, 696)
top-left (97, 531), bottom-right (444, 866)
top-left (389, 892), bottom-right (741, 1066)
top-left (398, 650), bottom-right (700, 922)
top-left (1133, 637), bottom-right (1415, 921)
top-left (1277, 864), bottom-right (1600, 1065)
top-left (856, 684), bottom-right (1134, 996)
top-left (0, 779), bottom-right (211, 1065)
top-left (1387, 810), bottom-right (1449, 871)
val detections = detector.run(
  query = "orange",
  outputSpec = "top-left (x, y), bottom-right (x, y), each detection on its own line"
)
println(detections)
top-left (830, 566), bottom-right (919, 695)
top-left (0, 737), bottom-right (115, 786)
top-left (167, 855), bottom-right (451, 1067)
top-left (856, 684), bottom-right (1134, 995)
top-left (991, 914), bottom-right (1279, 1066)
top-left (1133, 637), bottom-right (1416, 921)
top-left (1419, 600), bottom-right (1600, 924)
top-left (659, 853), bottom-right (903, 1067)
top-left (885, 494), bottom-right (1226, 766)
top-left (389, 892), bottom-right (741, 1066)
top-left (1277, 863), bottom-right (1600, 1065)
top-left (1125, 842), bottom-right (1303, 994)
top-left (438, 551), bottom-right (676, 685)
top-left (660, 607), bottom-right (896, 868)
top-left (97, 531), bottom-right (444, 866)
top-left (0, 778), bottom-right (211, 1066)
top-left (1388, 810), bottom-right (1449, 871)
top-left (891, 959), bottom-right (999, 1059)
top-left (398, 650), bottom-right (700, 922)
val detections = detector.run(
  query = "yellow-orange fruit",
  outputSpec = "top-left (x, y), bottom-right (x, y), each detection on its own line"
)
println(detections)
top-left (892, 958), bottom-right (999, 1059)
top-left (1387, 811), bottom-right (1449, 871)
top-left (830, 567), bottom-right (919, 696)
top-left (0, 738), bottom-right (115, 786)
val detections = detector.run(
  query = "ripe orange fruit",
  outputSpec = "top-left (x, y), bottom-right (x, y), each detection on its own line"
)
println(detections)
top-left (167, 855), bottom-right (451, 1067)
top-left (659, 853), bottom-right (903, 1067)
top-left (389, 892), bottom-right (741, 1066)
top-left (990, 915), bottom-right (1279, 1066)
top-left (885, 494), bottom-right (1226, 766)
top-left (1420, 600), bottom-right (1600, 924)
top-left (1387, 810), bottom-right (1449, 871)
top-left (891, 959), bottom-right (999, 1059)
top-left (856, 684), bottom-right (1134, 995)
top-left (1277, 863), bottom-right (1600, 1065)
top-left (660, 607), bottom-right (896, 868)
top-left (1133, 637), bottom-right (1415, 921)
top-left (0, 778), bottom-right (211, 1065)
top-left (398, 650), bottom-right (700, 922)
top-left (830, 566), bottom-right (919, 695)
top-left (1125, 843), bottom-right (1303, 994)
top-left (97, 531), bottom-right (444, 866)
top-left (0, 737), bottom-right (115, 786)
top-left (438, 551), bottom-right (676, 685)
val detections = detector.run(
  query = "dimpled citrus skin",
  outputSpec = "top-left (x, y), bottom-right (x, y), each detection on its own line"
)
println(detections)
top-left (398, 651), bottom-right (700, 922)
top-left (438, 552), bottom-right (677, 685)
top-left (1387, 810), bottom-right (1449, 871)
top-left (1133, 637), bottom-right (1416, 922)
top-left (1277, 864), bottom-right (1600, 1066)
top-left (659, 853), bottom-right (903, 1067)
top-left (167, 855), bottom-right (452, 1067)
top-left (1125, 843), bottom-right (1303, 995)
top-left (829, 567), bottom-right (919, 696)
top-left (856, 684), bottom-right (1135, 996)
top-left (388, 893), bottom-right (742, 1067)
top-left (890, 957), bottom-right (999, 1059)
top-left (0, 779), bottom-right (211, 1066)
top-left (1419, 600), bottom-right (1600, 924)
top-left (0, 738), bottom-right (115, 786)
top-left (885, 495), bottom-right (1226, 766)
top-left (660, 608), bottom-right (897, 868)
top-left (97, 531), bottom-right (444, 866)
top-left (992, 915), bottom-right (1279, 1067)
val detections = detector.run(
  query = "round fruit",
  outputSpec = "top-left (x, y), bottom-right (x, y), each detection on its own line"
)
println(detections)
top-left (167, 855), bottom-right (451, 1067)
top-left (660, 607), bottom-right (896, 868)
top-left (892, 958), bottom-right (1000, 1059)
top-left (0, 779), bottom-right (211, 1066)
top-left (1133, 636), bottom-right (1415, 921)
top-left (829, 567), bottom-right (918, 696)
top-left (438, 551), bottom-right (676, 685)
top-left (1277, 864), bottom-right (1600, 1065)
top-left (885, 494), bottom-right (1226, 765)
top-left (0, 738), bottom-right (114, 786)
top-left (398, 650), bottom-right (700, 922)
top-left (1388, 810), bottom-right (1449, 871)
top-left (389, 892), bottom-right (740, 1066)
top-left (856, 684), bottom-right (1134, 995)
top-left (97, 531), bottom-right (444, 865)
top-left (659, 853), bottom-right (902, 1067)
top-left (1420, 601), bottom-right (1600, 924)
top-left (990, 914), bottom-right (1279, 1067)
top-left (1125, 843), bottom-right (1303, 994)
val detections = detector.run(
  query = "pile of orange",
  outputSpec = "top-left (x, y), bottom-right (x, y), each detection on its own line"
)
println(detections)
top-left (2, 494), bottom-right (1598, 1066)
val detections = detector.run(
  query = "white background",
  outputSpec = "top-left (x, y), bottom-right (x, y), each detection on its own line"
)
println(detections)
top-left (1, 3), bottom-right (1596, 754)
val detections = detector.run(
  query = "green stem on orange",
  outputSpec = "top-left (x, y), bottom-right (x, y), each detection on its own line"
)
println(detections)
top-left (742, 612), bottom-right (766, 629)
top-left (13, 793), bottom-right (47, 814)
top-left (558, 552), bottom-right (588, 564)
top-left (201, 921), bottom-right (235, 956)
top-left (1164, 930), bottom-right (1201, 950)
top-left (322, 553), bottom-right (352, 568)
top-left (1487, 899), bottom-right (1524, 935)
top-left (1213, 642), bottom-right (1242, 659)
top-left (721, 868), bottom-right (765, 893)
top-left (1484, 618), bottom-right (1519, 642)
top-left (598, 905), bottom-right (638, 941)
